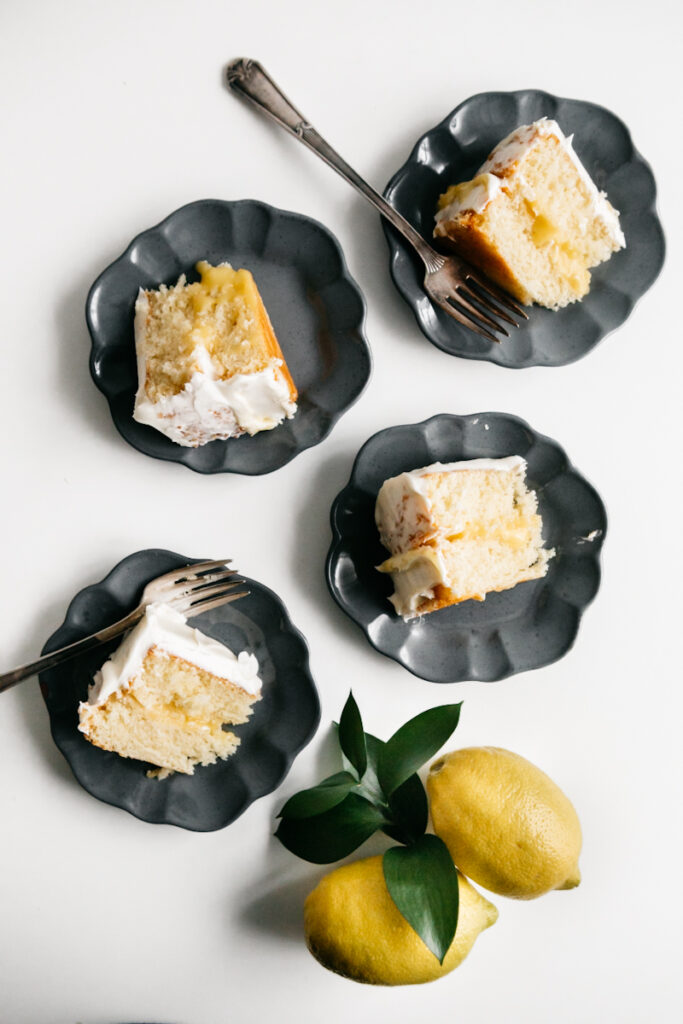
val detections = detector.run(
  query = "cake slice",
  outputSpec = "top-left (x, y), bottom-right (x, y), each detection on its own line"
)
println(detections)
top-left (133, 260), bottom-right (298, 446)
top-left (433, 119), bottom-right (625, 310)
top-left (78, 603), bottom-right (262, 776)
top-left (375, 456), bottom-right (554, 619)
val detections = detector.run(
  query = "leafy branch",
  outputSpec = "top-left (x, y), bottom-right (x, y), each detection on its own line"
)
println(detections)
top-left (275, 692), bottom-right (463, 963)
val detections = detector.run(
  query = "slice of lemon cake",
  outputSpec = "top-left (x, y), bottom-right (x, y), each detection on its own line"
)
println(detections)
top-left (375, 456), bottom-right (554, 619)
top-left (78, 603), bottom-right (262, 776)
top-left (433, 119), bottom-right (625, 310)
top-left (133, 260), bottom-right (298, 446)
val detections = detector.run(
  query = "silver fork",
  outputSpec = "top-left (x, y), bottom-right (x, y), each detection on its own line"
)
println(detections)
top-left (0, 560), bottom-right (249, 693)
top-left (226, 58), bottom-right (528, 344)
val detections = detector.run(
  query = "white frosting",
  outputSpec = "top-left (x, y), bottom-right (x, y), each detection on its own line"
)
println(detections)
top-left (376, 457), bottom-right (525, 555)
top-left (133, 290), bottom-right (297, 448)
top-left (435, 118), bottom-right (625, 248)
top-left (399, 455), bottom-right (524, 481)
top-left (479, 119), bottom-right (555, 174)
top-left (81, 603), bottom-right (262, 710)
top-left (435, 173), bottom-right (503, 223)
top-left (387, 548), bottom-right (448, 618)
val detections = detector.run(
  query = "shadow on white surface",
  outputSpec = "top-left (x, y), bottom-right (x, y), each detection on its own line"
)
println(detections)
top-left (240, 869), bottom-right (326, 942)
top-left (237, 725), bottom-right (344, 941)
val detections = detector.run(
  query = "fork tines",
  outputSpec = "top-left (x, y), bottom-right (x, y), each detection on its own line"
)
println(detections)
top-left (456, 278), bottom-right (528, 343)
top-left (169, 559), bottom-right (233, 583)
top-left (176, 567), bottom-right (249, 617)
top-left (465, 270), bottom-right (528, 317)
top-left (185, 585), bottom-right (250, 618)
top-left (430, 268), bottom-right (529, 344)
top-left (155, 560), bottom-right (249, 617)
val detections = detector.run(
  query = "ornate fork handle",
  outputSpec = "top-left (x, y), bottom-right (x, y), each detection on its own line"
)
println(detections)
top-left (226, 58), bottom-right (445, 274)
top-left (0, 609), bottom-right (141, 693)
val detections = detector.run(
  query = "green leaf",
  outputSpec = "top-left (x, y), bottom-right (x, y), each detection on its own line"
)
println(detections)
top-left (384, 773), bottom-right (429, 845)
top-left (383, 835), bottom-right (460, 964)
top-left (358, 731), bottom-right (428, 845)
top-left (338, 691), bottom-right (367, 778)
top-left (355, 732), bottom-right (388, 807)
top-left (377, 703), bottom-right (463, 796)
top-left (275, 792), bottom-right (387, 864)
top-left (278, 771), bottom-right (358, 820)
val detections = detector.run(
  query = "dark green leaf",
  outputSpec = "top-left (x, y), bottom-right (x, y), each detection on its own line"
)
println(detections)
top-left (355, 732), bottom-right (388, 807)
top-left (383, 835), bottom-right (460, 964)
top-left (275, 793), bottom-right (387, 864)
top-left (383, 773), bottom-right (428, 844)
top-left (278, 771), bottom-right (358, 820)
top-left (377, 704), bottom-right (463, 796)
top-left (338, 691), bottom-right (367, 778)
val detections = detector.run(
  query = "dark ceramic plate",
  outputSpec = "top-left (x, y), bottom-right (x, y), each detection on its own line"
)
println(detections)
top-left (87, 199), bottom-right (371, 473)
top-left (40, 549), bottom-right (320, 830)
top-left (383, 91), bottom-right (665, 367)
top-left (326, 413), bottom-right (606, 683)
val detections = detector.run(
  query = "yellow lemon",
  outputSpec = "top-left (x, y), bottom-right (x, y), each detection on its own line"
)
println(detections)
top-left (428, 747), bottom-right (582, 900)
top-left (303, 854), bottom-right (497, 985)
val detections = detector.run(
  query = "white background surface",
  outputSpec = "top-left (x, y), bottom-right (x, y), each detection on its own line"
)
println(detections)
top-left (1, 1), bottom-right (681, 1022)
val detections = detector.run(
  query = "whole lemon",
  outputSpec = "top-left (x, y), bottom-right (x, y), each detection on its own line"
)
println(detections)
top-left (428, 747), bottom-right (582, 900)
top-left (303, 854), bottom-right (498, 985)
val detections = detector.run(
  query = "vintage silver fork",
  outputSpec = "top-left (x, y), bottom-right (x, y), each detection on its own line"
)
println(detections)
top-left (0, 560), bottom-right (248, 693)
top-left (226, 58), bottom-right (527, 343)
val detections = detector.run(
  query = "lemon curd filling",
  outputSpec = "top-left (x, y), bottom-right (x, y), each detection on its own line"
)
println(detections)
top-left (438, 174), bottom-right (492, 210)
top-left (375, 457), bottom-right (554, 618)
top-left (132, 259), bottom-right (298, 447)
top-left (182, 261), bottom-right (270, 376)
top-left (189, 262), bottom-right (258, 341)
top-left (190, 261), bottom-right (253, 311)
top-left (437, 173), bottom-right (502, 216)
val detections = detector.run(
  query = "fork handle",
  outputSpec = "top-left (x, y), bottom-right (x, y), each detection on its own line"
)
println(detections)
top-left (0, 609), bottom-right (142, 693)
top-left (226, 58), bottom-right (444, 272)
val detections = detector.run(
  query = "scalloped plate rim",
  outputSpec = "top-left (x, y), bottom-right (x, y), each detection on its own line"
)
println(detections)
top-left (40, 548), bottom-right (321, 830)
top-left (325, 412), bottom-right (607, 683)
top-left (382, 89), bottom-right (666, 368)
top-left (86, 198), bottom-right (372, 475)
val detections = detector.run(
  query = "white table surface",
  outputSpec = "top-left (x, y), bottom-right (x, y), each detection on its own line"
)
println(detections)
top-left (1, 1), bottom-right (681, 1021)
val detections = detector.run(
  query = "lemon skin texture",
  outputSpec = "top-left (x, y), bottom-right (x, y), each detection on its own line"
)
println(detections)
top-left (428, 746), bottom-right (582, 900)
top-left (303, 854), bottom-right (498, 985)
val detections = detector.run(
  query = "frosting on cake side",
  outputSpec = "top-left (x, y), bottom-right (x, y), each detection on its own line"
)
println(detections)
top-left (82, 602), bottom-right (262, 711)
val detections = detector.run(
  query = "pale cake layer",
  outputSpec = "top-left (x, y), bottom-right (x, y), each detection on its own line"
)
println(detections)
top-left (78, 651), bottom-right (259, 770)
top-left (133, 261), bottom-right (297, 446)
top-left (79, 647), bottom-right (259, 775)
top-left (87, 602), bottom-right (262, 706)
top-left (139, 263), bottom-right (295, 400)
top-left (375, 458), bottom-right (554, 618)
top-left (434, 120), bottom-right (624, 310)
top-left (121, 647), bottom-right (259, 725)
top-left (78, 604), bottom-right (262, 776)
top-left (78, 689), bottom-right (241, 776)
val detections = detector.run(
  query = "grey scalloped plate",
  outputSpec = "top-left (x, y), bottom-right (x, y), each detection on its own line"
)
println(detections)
top-left (326, 414), bottom-right (606, 683)
top-left (87, 199), bottom-right (371, 473)
top-left (383, 91), bottom-right (665, 367)
top-left (39, 549), bottom-right (320, 830)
